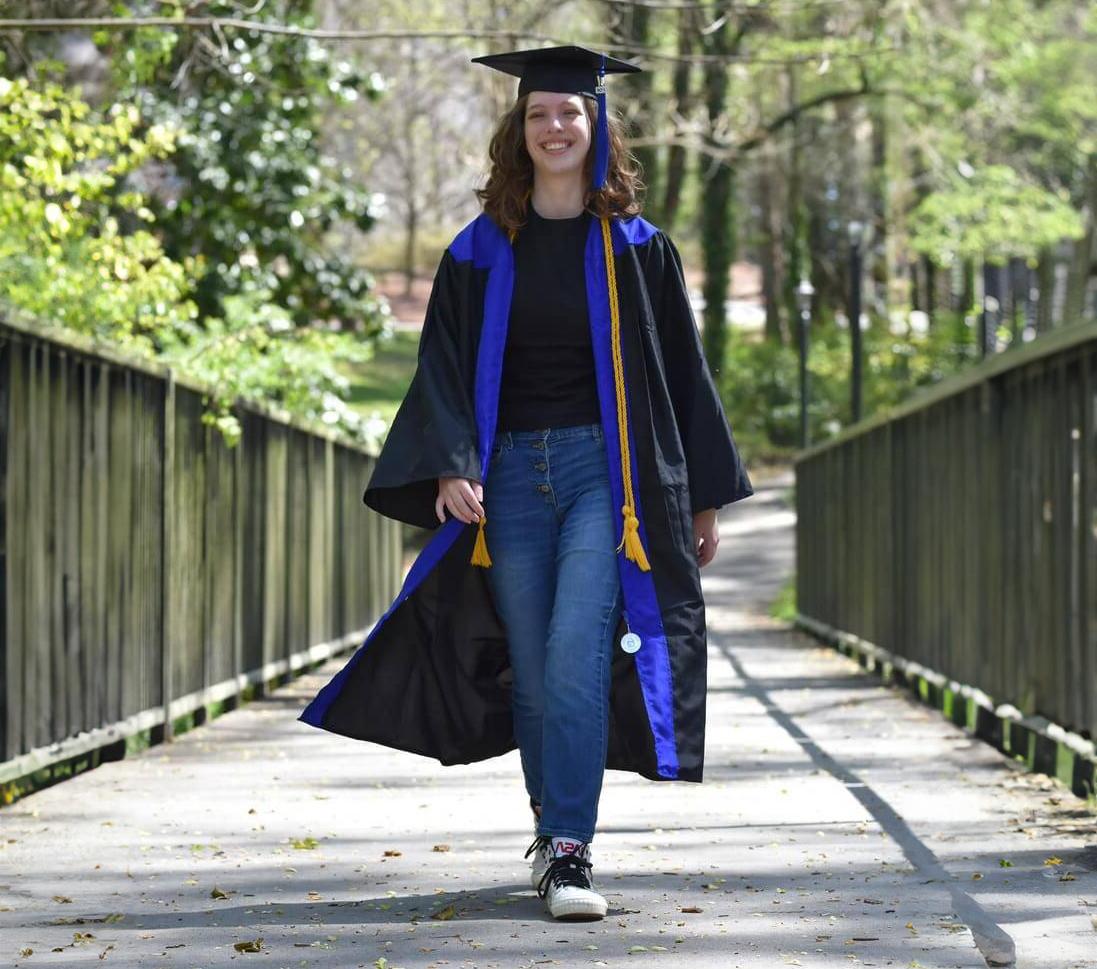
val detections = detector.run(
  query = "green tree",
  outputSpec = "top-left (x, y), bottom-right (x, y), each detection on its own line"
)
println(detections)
top-left (0, 75), bottom-right (193, 351)
top-left (0, 74), bottom-right (383, 450)
top-left (104, 1), bottom-right (389, 331)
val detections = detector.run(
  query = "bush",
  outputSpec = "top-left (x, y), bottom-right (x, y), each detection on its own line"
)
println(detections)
top-left (0, 75), bottom-right (389, 452)
top-left (719, 312), bottom-right (981, 461)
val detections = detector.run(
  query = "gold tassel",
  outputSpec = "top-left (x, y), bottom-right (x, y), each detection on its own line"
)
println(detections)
top-left (601, 217), bottom-right (652, 572)
top-left (619, 504), bottom-right (651, 571)
top-left (470, 515), bottom-right (492, 567)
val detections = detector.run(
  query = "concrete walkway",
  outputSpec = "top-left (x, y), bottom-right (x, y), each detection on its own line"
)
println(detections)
top-left (2, 471), bottom-right (1095, 969)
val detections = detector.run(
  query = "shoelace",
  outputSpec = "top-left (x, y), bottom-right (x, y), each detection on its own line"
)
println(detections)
top-left (524, 835), bottom-right (552, 860)
top-left (536, 853), bottom-right (593, 900)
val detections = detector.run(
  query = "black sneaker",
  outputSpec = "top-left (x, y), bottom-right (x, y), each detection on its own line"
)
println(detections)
top-left (536, 840), bottom-right (607, 921)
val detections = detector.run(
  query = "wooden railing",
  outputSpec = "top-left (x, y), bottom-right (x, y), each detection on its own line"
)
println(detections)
top-left (0, 314), bottom-right (402, 779)
top-left (795, 321), bottom-right (1097, 743)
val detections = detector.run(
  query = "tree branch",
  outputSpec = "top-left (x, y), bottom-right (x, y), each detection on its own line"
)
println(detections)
top-left (627, 82), bottom-right (935, 161)
top-left (0, 18), bottom-right (902, 66)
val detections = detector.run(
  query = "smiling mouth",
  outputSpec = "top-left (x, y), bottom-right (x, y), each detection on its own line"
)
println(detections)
top-left (540, 141), bottom-right (573, 153)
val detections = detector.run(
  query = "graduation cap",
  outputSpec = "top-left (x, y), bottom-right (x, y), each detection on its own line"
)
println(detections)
top-left (471, 45), bottom-right (642, 191)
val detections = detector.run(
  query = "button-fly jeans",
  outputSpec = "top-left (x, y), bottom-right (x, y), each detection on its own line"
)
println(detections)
top-left (482, 422), bottom-right (623, 844)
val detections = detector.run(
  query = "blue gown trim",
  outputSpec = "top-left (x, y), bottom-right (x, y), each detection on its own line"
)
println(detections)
top-left (583, 216), bottom-right (679, 779)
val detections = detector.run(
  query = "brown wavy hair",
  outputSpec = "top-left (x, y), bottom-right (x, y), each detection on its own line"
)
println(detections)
top-left (475, 93), bottom-right (644, 238)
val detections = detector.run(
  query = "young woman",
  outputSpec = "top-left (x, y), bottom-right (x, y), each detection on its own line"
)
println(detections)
top-left (299, 46), bottom-right (753, 923)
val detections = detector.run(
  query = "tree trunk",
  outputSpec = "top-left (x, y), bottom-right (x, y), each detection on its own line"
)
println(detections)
top-left (757, 141), bottom-right (787, 344)
top-left (960, 257), bottom-right (976, 317)
top-left (782, 65), bottom-right (806, 340)
top-left (661, 8), bottom-right (695, 231)
top-left (1062, 152), bottom-right (1097, 325)
top-left (616, 5), bottom-right (659, 224)
top-left (1035, 246), bottom-right (1056, 332)
top-left (401, 39), bottom-right (421, 296)
top-left (698, 11), bottom-right (735, 378)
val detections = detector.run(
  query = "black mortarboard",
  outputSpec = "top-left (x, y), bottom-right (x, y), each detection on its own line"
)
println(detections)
top-left (471, 45), bottom-right (642, 190)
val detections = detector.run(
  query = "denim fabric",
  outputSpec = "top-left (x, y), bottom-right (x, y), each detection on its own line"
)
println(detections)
top-left (482, 422), bottom-right (623, 844)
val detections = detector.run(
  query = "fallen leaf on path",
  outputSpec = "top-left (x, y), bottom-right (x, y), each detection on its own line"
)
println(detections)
top-left (432, 844), bottom-right (450, 852)
top-left (52, 895), bottom-right (72, 903)
top-left (680, 906), bottom-right (702, 913)
top-left (233, 939), bottom-right (263, 953)
top-left (383, 849), bottom-right (402, 857)
top-left (210, 887), bottom-right (230, 899)
top-left (430, 903), bottom-right (456, 921)
top-left (290, 837), bottom-right (318, 850)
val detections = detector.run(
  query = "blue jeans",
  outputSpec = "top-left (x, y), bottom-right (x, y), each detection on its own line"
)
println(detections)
top-left (483, 422), bottom-right (623, 844)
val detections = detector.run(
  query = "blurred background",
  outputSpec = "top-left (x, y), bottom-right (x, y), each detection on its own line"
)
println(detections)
top-left (1, 0), bottom-right (1094, 465)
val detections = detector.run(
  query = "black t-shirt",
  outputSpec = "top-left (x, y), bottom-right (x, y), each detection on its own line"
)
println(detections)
top-left (496, 206), bottom-right (602, 432)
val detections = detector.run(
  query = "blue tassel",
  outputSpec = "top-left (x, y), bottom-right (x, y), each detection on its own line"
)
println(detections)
top-left (592, 54), bottom-right (609, 191)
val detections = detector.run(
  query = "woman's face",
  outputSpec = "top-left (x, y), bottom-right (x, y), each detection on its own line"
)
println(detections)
top-left (523, 91), bottom-right (591, 180)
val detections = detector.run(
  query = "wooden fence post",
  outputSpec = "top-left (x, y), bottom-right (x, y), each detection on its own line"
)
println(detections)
top-left (161, 373), bottom-right (175, 742)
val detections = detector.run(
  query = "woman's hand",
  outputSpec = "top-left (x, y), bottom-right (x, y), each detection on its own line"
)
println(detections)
top-left (692, 507), bottom-right (719, 567)
top-left (436, 476), bottom-right (485, 525)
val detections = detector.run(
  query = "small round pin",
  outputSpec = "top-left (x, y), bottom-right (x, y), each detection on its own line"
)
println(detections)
top-left (620, 632), bottom-right (641, 653)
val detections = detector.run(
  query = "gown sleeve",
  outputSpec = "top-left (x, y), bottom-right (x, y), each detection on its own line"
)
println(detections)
top-left (641, 229), bottom-right (754, 513)
top-left (362, 247), bottom-right (482, 530)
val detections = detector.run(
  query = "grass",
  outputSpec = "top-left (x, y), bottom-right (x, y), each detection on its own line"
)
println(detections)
top-left (340, 328), bottom-right (421, 426)
top-left (769, 573), bottom-right (797, 623)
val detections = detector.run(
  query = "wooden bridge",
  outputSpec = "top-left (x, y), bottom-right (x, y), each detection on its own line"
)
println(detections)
top-left (1, 313), bottom-right (1096, 968)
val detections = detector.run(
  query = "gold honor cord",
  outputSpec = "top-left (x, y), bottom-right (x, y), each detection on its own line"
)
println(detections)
top-left (470, 218), bottom-right (651, 572)
top-left (600, 216), bottom-right (651, 571)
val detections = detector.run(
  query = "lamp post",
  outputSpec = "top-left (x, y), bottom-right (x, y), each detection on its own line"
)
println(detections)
top-left (848, 221), bottom-right (864, 424)
top-left (797, 277), bottom-right (814, 449)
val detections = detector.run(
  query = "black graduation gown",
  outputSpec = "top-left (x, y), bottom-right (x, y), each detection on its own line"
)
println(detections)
top-left (298, 212), bottom-right (753, 782)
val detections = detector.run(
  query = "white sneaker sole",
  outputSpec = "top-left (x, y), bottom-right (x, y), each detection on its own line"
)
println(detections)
top-left (547, 889), bottom-right (607, 921)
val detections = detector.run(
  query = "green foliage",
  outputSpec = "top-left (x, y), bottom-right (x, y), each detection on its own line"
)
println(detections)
top-left (909, 165), bottom-right (1083, 267)
top-left (0, 75), bottom-right (388, 452)
top-left (157, 290), bottom-right (388, 449)
top-left (899, 0), bottom-right (1095, 269)
top-left (0, 75), bottom-right (195, 352)
top-left (104, 1), bottom-right (389, 330)
top-left (720, 315), bottom-right (981, 460)
top-left (769, 575), bottom-right (797, 624)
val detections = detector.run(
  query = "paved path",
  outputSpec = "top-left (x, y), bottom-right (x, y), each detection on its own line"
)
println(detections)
top-left (2, 471), bottom-right (1095, 968)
